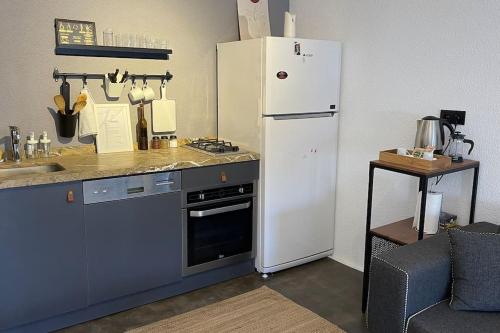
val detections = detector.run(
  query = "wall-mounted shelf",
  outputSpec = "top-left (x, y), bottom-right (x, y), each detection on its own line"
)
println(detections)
top-left (55, 45), bottom-right (172, 60)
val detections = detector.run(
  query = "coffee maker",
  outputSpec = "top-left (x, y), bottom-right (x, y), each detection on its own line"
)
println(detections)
top-left (414, 116), bottom-right (454, 154)
top-left (448, 132), bottom-right (474, 162)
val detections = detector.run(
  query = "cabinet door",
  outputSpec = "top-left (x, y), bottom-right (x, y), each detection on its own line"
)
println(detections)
top-left (85, 192), bottom-right (182, 304)
top-left (0, 182), bottom-right (87, 330)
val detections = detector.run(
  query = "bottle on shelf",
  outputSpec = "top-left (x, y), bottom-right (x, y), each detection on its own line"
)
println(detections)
top-left (137, 104), bottom-right (149, 150)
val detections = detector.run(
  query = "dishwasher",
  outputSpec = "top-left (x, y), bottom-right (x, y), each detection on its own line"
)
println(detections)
top-left (83, 172), bottom-right (181, 305)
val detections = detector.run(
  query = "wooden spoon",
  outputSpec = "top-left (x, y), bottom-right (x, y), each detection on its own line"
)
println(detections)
top-left (53, 95), bottom-right (66, 114)
top-left (73, 101), bottom-right (87, 115)
top-left (72, 94), bottom-right (88, 112)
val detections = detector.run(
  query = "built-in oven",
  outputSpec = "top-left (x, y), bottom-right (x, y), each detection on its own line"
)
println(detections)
top-left (182, 183), bottom-right (256, 276)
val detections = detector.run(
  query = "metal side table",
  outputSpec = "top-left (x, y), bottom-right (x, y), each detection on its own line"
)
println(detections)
top-left (361, 159), bottom-right (480, 312)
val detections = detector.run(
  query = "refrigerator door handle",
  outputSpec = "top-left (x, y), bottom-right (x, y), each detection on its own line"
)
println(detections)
top-left (268, 112), bottom-right (338, 120)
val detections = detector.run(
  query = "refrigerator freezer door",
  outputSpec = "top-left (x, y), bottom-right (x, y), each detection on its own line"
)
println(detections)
top-left (260, 114), bottom-right (337, 270)
top-left (264, 37), bottom-right (341, 115)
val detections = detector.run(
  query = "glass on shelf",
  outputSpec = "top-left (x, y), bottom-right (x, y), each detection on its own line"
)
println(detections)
top-left (103, 28), bottom-right (114, 46)
top-left (114, 33), bottom-right (123, 47)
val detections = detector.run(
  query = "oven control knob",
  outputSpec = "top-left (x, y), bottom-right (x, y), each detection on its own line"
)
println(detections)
top-left (198, 193), bottom-right (205, 201)
top-left (238, 187), bottom-right (244, 194)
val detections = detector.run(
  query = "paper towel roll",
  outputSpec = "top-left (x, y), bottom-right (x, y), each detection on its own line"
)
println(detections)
top-left (284, 11), bottom-right (296, 38)
top-left (413, 191), bottom-right (443, 234)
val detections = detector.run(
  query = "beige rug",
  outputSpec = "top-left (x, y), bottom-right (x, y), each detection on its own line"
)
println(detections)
top-left (127, 286), bottom-right (345, 333)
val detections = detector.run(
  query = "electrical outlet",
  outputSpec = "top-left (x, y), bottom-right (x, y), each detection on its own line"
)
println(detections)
top-left (440, 110), bottom-right (466, 125)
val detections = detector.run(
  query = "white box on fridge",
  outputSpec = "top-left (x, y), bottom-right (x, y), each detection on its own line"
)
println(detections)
top-left (217, 37), bottom-right (341, 274)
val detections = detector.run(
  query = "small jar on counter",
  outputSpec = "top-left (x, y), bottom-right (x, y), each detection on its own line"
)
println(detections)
top-left (151, 136), bottom-right (161, 149)
top-left (25, 132), bottom-right (38, 159)
top-left (169, 135), bottom-right (178, 148)
top-left (39, 131), bottom-right (51, 158)
top-left (160, 136), bottom-right (169, 149)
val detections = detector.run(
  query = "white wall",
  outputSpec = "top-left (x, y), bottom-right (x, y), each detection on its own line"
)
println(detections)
top-left (291, 0), bottom-right (500, 270)
top-left (0, 0), bottom-right (288, 148)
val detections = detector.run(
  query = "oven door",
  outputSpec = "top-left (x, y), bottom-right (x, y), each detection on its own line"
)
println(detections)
top-left (183, 197), bottom-right (256, 276)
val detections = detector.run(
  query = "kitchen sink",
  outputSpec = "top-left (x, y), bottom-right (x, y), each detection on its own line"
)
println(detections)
top-left (0, 164), bottom-right (65, 177)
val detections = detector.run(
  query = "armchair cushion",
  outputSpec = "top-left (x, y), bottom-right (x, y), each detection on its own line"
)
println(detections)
top-left (448, 229), bottom-right (500, 311)
top-left (407, 300), bottom-right (500, 333)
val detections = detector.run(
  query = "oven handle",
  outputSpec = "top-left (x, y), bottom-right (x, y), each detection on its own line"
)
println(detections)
top-left (189, 202), bottom-right (251, 218)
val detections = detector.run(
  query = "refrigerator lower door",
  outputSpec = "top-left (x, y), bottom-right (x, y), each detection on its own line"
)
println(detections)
top-left (260, 113), bottom-right (337, 271)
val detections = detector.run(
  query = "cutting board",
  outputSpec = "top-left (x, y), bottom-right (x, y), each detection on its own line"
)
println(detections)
top-left (152, 83), bottom-right (176, 133)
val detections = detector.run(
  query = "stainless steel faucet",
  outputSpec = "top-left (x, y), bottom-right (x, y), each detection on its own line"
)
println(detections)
top-left (9, 126), bottom-right (21, 162)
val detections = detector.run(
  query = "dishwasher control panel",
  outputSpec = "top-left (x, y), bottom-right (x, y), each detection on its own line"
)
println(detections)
top-left (83, 172), bottom-right (181, 204)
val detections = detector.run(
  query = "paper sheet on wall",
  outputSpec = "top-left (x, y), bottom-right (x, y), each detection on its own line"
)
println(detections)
top-left (94, 104), bottom-right (134, 154)
top-left (237, 0), bottom-right (271, 40)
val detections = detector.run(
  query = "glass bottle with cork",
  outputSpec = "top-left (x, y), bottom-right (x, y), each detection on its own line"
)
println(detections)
top-left (137, 103), bottom-right (148, 150)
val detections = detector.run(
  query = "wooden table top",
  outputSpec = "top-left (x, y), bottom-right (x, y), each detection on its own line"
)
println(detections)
top-left (371, 159), bottom-right (479, 177)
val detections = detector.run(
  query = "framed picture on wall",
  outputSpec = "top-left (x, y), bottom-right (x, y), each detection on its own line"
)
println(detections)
top-left (54, 18), bottom-right (97, 46)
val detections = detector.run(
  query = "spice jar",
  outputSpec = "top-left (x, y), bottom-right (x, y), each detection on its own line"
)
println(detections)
top-left (160, 136), bottom-right (169, 149)
top-left (169, 135), bottom-right (178, 148)
top-left (151, 136), bottom-right (161, 149)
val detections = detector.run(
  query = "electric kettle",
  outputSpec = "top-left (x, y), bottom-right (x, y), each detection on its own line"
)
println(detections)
top-left (414, 116), bottom-right (454, 153)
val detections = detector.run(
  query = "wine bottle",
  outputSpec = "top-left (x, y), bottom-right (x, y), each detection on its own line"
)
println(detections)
top-left (137, 103), bottom-right (148, 150)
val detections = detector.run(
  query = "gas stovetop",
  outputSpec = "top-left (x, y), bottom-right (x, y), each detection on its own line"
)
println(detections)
top-left (186, 139), bottom-right (241, 156)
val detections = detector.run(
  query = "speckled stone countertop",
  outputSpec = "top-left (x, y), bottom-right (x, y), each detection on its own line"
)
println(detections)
top-left (0, 146), bottom-right (259, 190)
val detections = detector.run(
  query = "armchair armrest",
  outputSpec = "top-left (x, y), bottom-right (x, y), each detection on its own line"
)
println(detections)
top-left (367, 233), bottom-right (452, 333)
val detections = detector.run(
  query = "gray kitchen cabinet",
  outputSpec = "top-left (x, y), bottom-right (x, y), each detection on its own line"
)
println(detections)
top-left (84, 187), bottom-right (182, 305)
top-left (0, 182), bottom-right (87, 331)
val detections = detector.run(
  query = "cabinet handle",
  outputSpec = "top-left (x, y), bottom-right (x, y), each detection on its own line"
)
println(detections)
top-left (67, 190), bottom-right (74, 203)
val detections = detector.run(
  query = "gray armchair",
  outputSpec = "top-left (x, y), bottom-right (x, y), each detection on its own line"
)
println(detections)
top-left (367, 222), bottom-right (500, 333)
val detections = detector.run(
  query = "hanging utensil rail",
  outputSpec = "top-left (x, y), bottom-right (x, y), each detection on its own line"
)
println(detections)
top-left (53, 68), bottom-right (173, 84)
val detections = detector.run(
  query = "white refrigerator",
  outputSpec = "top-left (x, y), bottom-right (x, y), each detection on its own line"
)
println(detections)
top-left (217, 37), bottom-right (341, 274)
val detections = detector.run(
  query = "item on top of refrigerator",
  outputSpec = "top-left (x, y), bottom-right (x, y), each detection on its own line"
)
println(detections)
top-left (169, 135), bottom-right (178, 148)
top-left (137, 103), bottom-right (149, 150)
top-left (39, 131), bottom-right (51, 158)
top-left (25, 132), bottom-right (38, 159)
top-left (284, 12), bottom-right (296, 38)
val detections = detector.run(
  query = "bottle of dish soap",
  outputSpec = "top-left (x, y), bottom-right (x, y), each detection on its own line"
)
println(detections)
top-left (25, 132), bottom-right (38, 159)
top-left (39, 131), bottom-right (51, 158)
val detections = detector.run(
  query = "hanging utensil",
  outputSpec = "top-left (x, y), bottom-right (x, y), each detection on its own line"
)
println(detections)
top-left (53, 95), bottom-right (66, 115)
top-left (120, 70), bottom-right (129, 83)
top-left (60, 79), bottom-right (71, 115)
top-left (107, 69), bottom-right (119, 83)
top-left (73, 101), bottom-right (87, 115)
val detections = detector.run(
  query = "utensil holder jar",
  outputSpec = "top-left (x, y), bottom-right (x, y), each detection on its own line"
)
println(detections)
top-left (59, 112), bottom-right (78, 138)
top-left (105, 76), bottom-right (125, 98)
